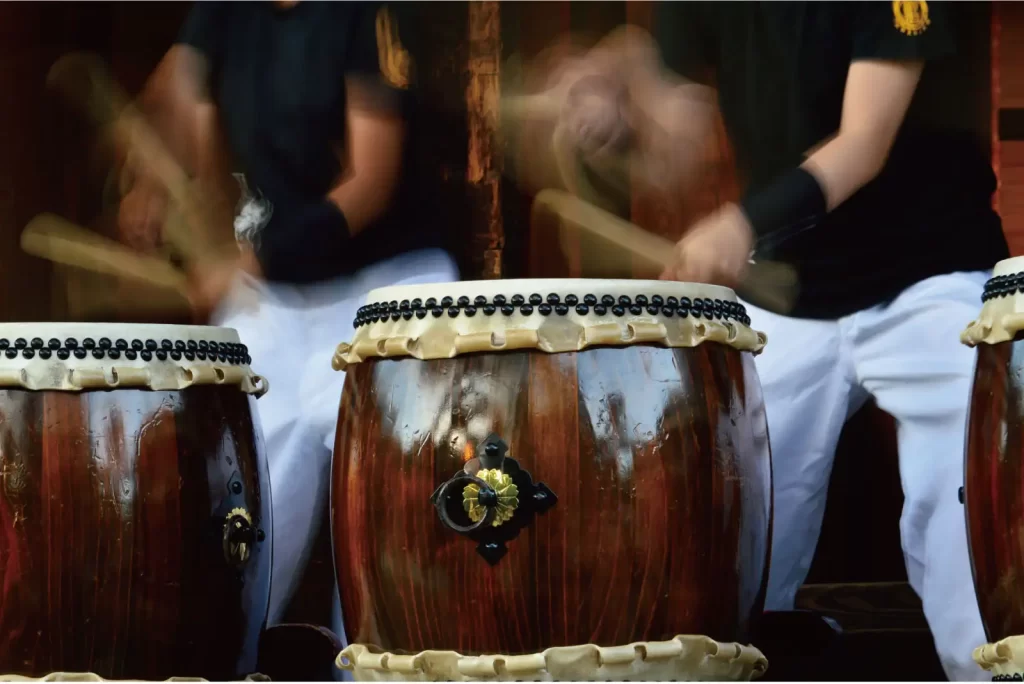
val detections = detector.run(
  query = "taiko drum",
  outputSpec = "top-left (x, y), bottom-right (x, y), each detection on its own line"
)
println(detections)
top-left (331, 279), bottom-right (772, 680)
top-left (0, 324), bottom-right (271, 680)
top-left (963, 257), bottom-right (1024, 646)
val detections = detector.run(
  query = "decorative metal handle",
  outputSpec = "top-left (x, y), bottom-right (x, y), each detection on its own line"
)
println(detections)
top-left (223, 507), bottom-right (256, 569)
top-left (431, 434), bottom-right (557, 565)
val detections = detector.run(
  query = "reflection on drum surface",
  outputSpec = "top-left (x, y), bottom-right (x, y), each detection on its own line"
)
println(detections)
top-left (0, 387), bottom-right (270, 679)
top-left (334, 344), bottom-right (771, 655)
top-left (966, 341), bottom-right (1024, 641)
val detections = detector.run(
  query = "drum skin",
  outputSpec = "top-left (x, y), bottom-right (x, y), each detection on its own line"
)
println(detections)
top-left (0, 386), bottom-right (271, 679)
top-left (966, 339), bottom-right (1024, 642)
top-left (332, 343), bottom-right (772, 655)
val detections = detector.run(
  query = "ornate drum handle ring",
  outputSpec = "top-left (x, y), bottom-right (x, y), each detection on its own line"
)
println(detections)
top-left (430, 434), bottom-right (557, 566)
top-left (433, 472), bottom-right (507, 535)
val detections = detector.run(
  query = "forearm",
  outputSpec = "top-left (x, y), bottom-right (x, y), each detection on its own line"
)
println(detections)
top-left (801, 129), bottom-right (898, 212)
top-left (637, 81), bottom-right (718, 196)
top-left (325, 100), bottom-right (405, 236)
top-left (737, 132), bottom-right (893, 243)
top-left (128, 48), bottom-right (238, 249)
top-left (325, 163), bottom-right (399, 237)
top-left (740, 59), bottom-right (923, 239)
top-left (191, 103), bottom-right (241, 245)
top-left (135, 47), bottom-right (210, 175)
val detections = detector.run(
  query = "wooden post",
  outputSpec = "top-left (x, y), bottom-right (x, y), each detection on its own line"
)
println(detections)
top-left (993, 0), bottom-right (1002, 218)
top-left (466, 1), bottom-right (503, 279)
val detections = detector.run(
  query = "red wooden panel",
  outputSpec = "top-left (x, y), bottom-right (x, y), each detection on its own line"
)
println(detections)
top-left (998, 1), bottom-right (1024, 109)
top-left (1000, 142), bottom-right (1024, 255)
top-left (995, 1), bottom-right (1024, 255)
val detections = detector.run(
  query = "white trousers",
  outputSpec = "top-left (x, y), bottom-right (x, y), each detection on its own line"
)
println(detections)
top-left (748, 270), bottom-right (989, 681)
top-left (212, 248), bottom-right (459, 630)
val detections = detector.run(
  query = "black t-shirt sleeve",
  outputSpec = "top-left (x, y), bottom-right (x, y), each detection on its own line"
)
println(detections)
top-left (850, 1), bottom-right (955, 62)
top-left (176, 1), bottom-right (229, 97)
top-left (177, 2), bottom-right (225, 60)
top-left (345, 1), bottom-right (413, 112)
top-left (651, 1), bottom-right (714, 85)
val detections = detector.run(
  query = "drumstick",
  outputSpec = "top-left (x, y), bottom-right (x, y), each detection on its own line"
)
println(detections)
top-left (59, 267), bottom-right (195, 323)
top-left (533, 188), bottom-right (800, 315)
top-left (21, 213), bottom-right (191, 295)
top-left (47, 52), bottom-right (223, 264)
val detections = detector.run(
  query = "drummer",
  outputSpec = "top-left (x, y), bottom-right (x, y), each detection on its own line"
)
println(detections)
top-left (116, 0), bottom-right (458, 638)
top-left (553, 3), bottom-right (1007, 680)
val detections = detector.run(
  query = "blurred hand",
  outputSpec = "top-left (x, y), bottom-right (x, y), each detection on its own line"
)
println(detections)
top-left (659, 203), bottom-right (754, 287)
top-left (546, 28), bottom-right (660, 159)
top-left (117, 179), bottom-right (168, 252)
top-left (505, 26), bottom-right (715, 203)
top-left (186, 245), bottom-right (261, 321)
top-left (114, 139), bottom-right (170, 253)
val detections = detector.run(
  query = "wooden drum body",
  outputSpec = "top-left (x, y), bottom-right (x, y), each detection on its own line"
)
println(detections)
top-left (0, 324), bottom-right (272, 680)
top-left (332, 280), bottom-right (772, 681)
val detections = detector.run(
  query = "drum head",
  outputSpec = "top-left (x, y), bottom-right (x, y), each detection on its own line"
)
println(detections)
top-left (334, 278), bottom-right (766, 370)
top-left (0, 323), bottom-right (265, 394)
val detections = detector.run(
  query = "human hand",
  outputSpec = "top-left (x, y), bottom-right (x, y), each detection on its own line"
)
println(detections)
top-left (185, 246), bottom-right (261, 321)
top-left (659, 203), bottom-right (755, 287)
top-left (117, 170), bottom-right (168, 253)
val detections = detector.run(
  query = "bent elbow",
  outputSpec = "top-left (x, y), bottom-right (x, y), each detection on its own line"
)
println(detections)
top-left (337, 170), bottom-right (402, 236)
top-left (864, 147), bottom-right (890, 185)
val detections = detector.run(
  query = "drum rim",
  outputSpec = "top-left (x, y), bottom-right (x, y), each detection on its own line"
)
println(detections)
top-left (0, 323), bottom-right (244, 342)
top-left (0, 324), bottom-right (266, 395)
top-left (336, 635), bottom-right (768, 682)
top-left (963, 262), bottom-right (1024, 347)
top-left (362, 278), bottom-right (739, 304)
top-left (993, 255), bottom-right (1024, 277)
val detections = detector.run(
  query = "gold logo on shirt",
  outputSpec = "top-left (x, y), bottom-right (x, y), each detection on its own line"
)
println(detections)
top-left (893, 1), bottom-right (930, 36)
top-left (376, 6), bottom-right (411, 89)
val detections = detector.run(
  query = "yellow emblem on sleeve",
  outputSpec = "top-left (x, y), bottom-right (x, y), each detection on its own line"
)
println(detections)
top-left (893, 1), bottom-right (930, 36)
top-left (376, 5), bottom-right (411, 89)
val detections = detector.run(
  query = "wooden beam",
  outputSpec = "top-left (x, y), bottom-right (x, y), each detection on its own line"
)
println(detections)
top-left (466, 1), bottom-right (503, 279)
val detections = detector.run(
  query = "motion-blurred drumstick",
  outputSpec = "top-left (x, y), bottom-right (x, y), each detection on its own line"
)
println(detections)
top-left (533, 188), bottom-right (800, 315)
top-left (22, 213), bottom-right (191, 296)
top-left (47, 52), bottom-right (224, 264)
top-left (60, 268), bottom-right (196, 323)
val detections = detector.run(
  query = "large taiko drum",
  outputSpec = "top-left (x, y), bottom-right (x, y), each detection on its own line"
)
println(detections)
top-left (0, 324), bottom-right (272, 680)
top-left (331, 280), bottom-right (772, 681)
top-left (962, 257), bottom-right (1024, 679)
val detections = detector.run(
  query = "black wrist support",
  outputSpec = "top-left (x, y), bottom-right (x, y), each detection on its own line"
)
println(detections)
top-left (739, 166), bottom-right (827, 242)
top-left (255, 199), bottom-right (353, 284)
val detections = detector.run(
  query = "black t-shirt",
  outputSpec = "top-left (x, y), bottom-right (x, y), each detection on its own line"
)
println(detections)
top-left (654, 1), bottom-right (1008, 319)
top-left (178, 1), bottom-right (449, 282)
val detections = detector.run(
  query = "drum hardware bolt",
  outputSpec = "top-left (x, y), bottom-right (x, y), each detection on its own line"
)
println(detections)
top-left (478, 488), bottom-right (498, 507)
top-left (463, 468), bottom-right (519, 527)
top-left (257, 528), bottom-right (266, 542)
top-left (231, 481), bottom-right (243, 495)
top-left (958, 486), bottom-right (965, 504)
top-left (431, 433), bottom-right (558, 566)
top-left (223, 507), bottom-right (255, 569)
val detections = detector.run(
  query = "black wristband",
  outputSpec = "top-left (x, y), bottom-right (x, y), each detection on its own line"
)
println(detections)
top-left (255, 199), bottom-right (353, 284)
top-left (739, 167), bottom-right (827, 242)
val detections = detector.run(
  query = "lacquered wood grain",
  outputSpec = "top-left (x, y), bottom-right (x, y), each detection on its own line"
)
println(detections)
top-left (0, 386), bottom-right (271, 679)
top-left (965, 341), bottom-right (1024, 641)
top-left (333, 344), bottom-right (772, 655)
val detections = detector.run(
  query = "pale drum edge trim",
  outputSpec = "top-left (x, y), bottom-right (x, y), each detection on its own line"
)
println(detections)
top-left (332, 316), bottom-right (767, 371)
top-left (337, 635), bottom-right (768, 682)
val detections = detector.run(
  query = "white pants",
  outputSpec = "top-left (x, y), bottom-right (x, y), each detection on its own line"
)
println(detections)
top-left (748, 271), bottom-right (989, 681)
top-left (212, 248), bottom-right (459, 630)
